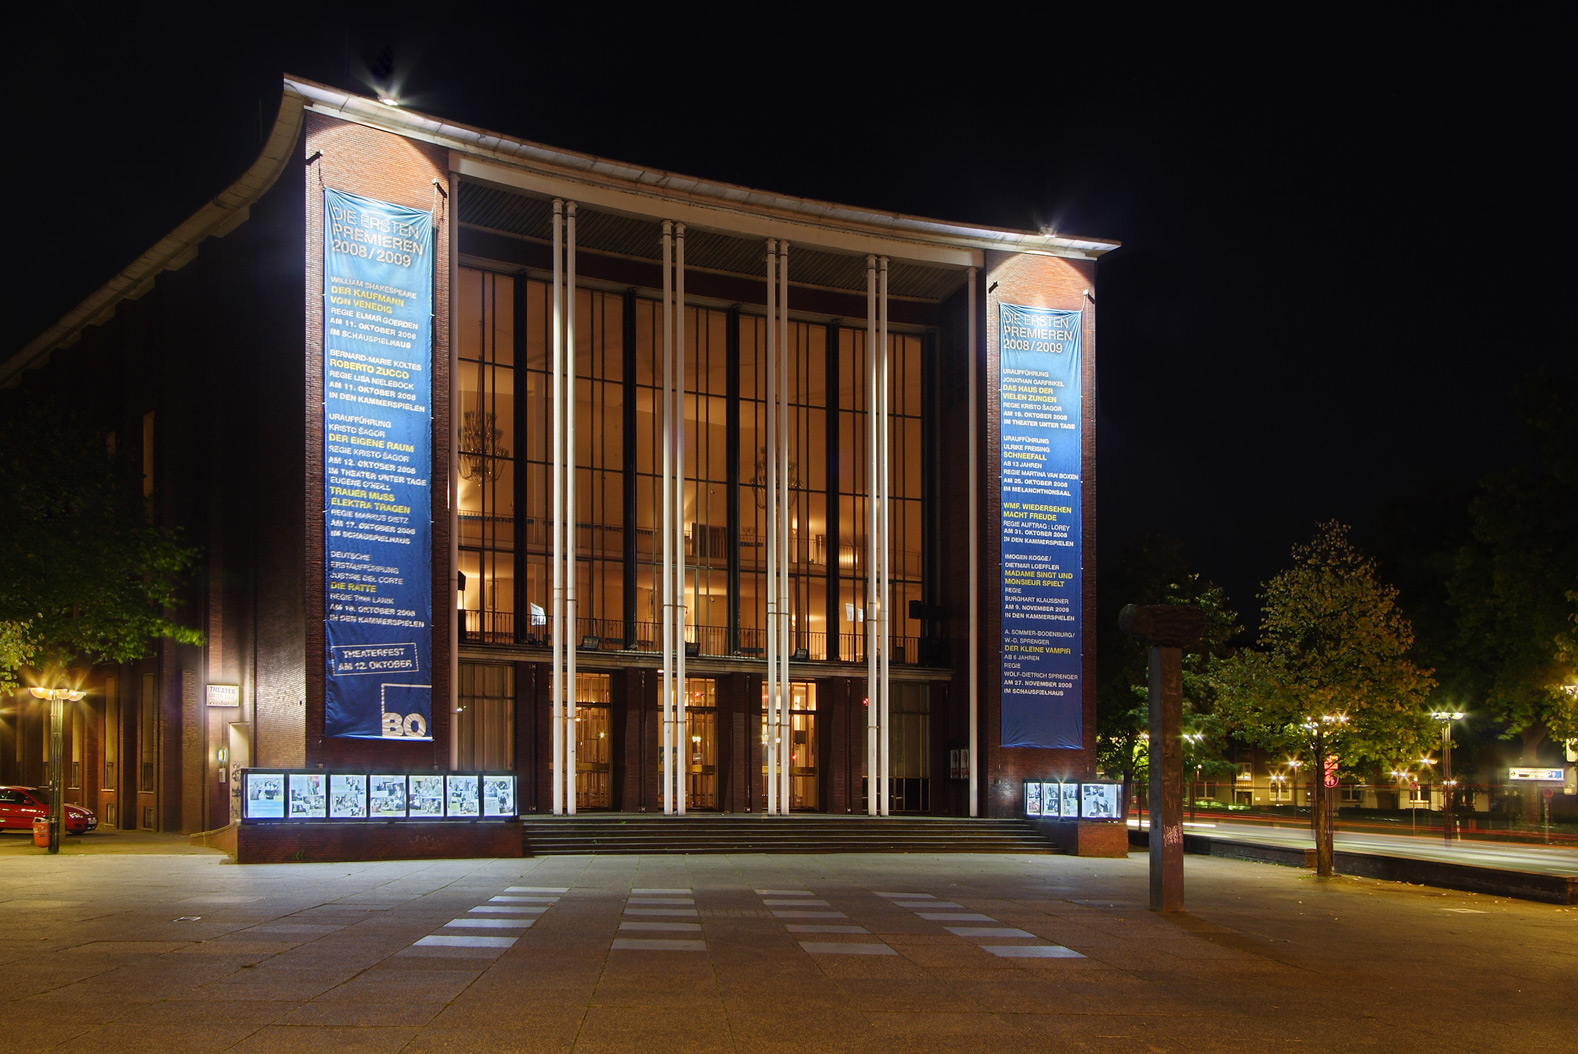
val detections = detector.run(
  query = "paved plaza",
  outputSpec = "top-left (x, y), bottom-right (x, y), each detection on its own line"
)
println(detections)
top-left (1, 835), bottom-right (1573, 1052)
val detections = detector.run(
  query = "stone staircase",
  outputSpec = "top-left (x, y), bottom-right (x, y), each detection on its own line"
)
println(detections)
top-left (520, 813), bottom-right (1058, 856)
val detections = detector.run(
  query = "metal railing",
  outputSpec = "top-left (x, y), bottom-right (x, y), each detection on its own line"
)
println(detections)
top-left (460, 610), bottom-right (944, 665)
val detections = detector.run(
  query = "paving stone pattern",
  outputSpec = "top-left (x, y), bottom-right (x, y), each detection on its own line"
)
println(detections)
top-left (0, 839), bottom-right (1574, 1052)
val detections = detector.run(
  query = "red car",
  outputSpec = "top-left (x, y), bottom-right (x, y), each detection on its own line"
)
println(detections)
top-left (0, 786), bottom-right (98, 834)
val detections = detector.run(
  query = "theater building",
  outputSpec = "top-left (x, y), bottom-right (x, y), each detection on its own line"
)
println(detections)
top-left (1, 77), bottom-right (1115, 839)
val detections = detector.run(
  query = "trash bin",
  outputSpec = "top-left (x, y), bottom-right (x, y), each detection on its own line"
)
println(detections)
top-left (33, 818), bottom-right (51, 847)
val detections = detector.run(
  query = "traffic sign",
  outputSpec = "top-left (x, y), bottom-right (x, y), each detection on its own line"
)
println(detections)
top-left (1544, 788), bottom-right (1555, 800)
top-left (1323, 754), bottom-right (1339, 789)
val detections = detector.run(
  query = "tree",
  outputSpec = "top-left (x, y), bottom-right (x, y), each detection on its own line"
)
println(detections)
top-left (1550, 587), bottom-right (1578, 750)
top-left (0, 618), bottom-right (39, 692)
top-left (0, 402), bottom-right (203, 680)
top-left (1216, 521), bottom-right (1435, 876)
top-left (1449, 365), bottom-right (1578, 766)
top-left (1098, 532), bottom-right (1240, 815)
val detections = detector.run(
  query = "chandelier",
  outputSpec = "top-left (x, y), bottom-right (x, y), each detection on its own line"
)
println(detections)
top-left (460, 410), bottom-right (509, 482)
top-left (748, 445), bottom-right (799, 510)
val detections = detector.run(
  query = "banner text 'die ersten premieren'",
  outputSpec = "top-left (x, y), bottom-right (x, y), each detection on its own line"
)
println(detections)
top-left (999, 303), bottom-right (1082, 749)
top-left (322, 188), bottom-right (433, 740)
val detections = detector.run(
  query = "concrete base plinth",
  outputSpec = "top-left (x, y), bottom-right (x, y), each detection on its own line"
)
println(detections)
top-left (1035, 819), bottom-right (1130, 857)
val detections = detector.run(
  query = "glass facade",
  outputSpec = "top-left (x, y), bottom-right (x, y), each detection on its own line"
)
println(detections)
top-left (461, 267), bottom-right (931, 658)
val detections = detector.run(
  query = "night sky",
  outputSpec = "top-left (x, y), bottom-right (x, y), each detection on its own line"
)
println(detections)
top-left (9, 7), bottom-right (1569, 619)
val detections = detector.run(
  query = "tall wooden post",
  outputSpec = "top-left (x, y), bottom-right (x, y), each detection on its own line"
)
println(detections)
top-left (1119, 604), bottom-right (1206, 913)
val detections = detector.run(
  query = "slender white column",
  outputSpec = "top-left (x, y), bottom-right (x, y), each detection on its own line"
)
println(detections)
top-left (447, 177), bottom-right (461, 773)
top-left (660, 222), bottom-right (674, 815)
top-left (765, 239), bottom-right (778, 816)
top-left (871, 252), bottom-right (883, 814)
top-left (565, 201), bottom-right (578, 815)
top-left (675, 223), bottom-right (687, 816)
top-left (878, 257), bottom-right (890, 817)
top-left (778, 240), bottom-right (791, 812)
top-left (550, 201), bottom-right (564, 815)
top-left (967, 266), bottom-right (979, 817)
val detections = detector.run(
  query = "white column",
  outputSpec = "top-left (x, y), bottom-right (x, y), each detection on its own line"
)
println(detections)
top-left (865, 255), bottom-right (878, 817)
top-left (675, 223), bottom-right (688, 816)
top-left (565, 201), bottom-right (578, 815)
top-left (550, 200), bottom-right (564, 815)
top-left (967, 266), bottom-right (979, 817)
top-left (447, 176), bottom-right (461, 772)
top-left (778, 240), bottom-right (791, 812)
top-left (878, 256), bottom-right (890, 817)
top-left (660, 221), bottom-right (674, 815)
top-left (765, 239), bottom-right (779, 816)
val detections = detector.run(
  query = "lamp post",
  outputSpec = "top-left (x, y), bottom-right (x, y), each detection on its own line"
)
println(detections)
top-left (1430, 711), bottom-right (1464, 843)
top-left (27, 685), bottom-right (85, 854)
top-left (1183, 732), bottom-right (1203, 824)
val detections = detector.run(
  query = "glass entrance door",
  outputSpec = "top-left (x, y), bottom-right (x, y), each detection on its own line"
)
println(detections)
top-left (762, 682), bottom-right (819, 811)
top-left (686, 705), bottom-right (717, 810)
top-left (576, 704), bottom-right (611, 808)
top-left (660, 678), bottom-right (717, 811)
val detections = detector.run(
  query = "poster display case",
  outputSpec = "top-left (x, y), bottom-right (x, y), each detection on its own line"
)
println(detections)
top-left (241, 770), bottom-right (517, 821)
top-left (1026, 779), bottom-right (1123, 821)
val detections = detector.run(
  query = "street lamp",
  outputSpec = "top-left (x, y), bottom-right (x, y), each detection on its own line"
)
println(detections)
top-left (27, 685), bottom-right (85, 854)
top-left (1430, 711), bottom-right (1464, 843)
top-left (1183, 732), bottom-right (1203, 823)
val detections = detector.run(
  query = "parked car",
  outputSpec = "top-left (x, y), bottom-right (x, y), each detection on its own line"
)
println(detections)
top-left (0, 786), bottom-right (98, 834)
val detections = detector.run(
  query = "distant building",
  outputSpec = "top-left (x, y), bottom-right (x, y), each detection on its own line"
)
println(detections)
top-left (1, 77), bottom-right (1113, 835)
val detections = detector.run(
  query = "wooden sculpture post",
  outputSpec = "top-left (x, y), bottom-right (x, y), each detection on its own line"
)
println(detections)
top-left (1119, 604), bottom-right (1206, 913)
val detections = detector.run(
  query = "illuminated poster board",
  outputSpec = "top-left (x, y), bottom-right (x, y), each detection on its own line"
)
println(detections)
top-left (1060, 781), bottom-right (1081, 819)
top-left (1024, 780), bottom-right (1043, 816)
top-left (1081, 782), bottom-right (1120, 820)
top-left (446, 775), bottom-right (480, 817)
top-left (1041, 782), bottom-right (1062, 818)
top-left (408, 775), bottom-right (445, 818)
top-left (330, 774), bottom-right (368, 819)
top-left (369, 775), bottom-right (408, 818)
top-left (245, 772), bottom-right (285, 819)
top-left (482, 776), bottom-right (516, 817)
top-left (321, 188), bottom-right (435, 740)
top-left (288, 773), bottom-right (327, 818)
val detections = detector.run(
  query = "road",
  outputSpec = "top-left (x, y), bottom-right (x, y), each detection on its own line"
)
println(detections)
top-left (1134, 818), bottom-right (1578, 877)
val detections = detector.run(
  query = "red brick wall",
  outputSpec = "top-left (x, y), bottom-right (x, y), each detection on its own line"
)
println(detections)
top-left (236, 820), bottom-right (521, 863)
top-left (981, 250), bottom-right (1099, 817)
top-left (302, 113), bottom-right (453, 771)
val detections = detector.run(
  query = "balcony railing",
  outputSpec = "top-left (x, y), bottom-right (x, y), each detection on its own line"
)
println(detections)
top-left (460, 610), bottom-right (945, 666)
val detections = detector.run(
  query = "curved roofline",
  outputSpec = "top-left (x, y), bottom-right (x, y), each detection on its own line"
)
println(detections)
top-left (285, 76), bottom-right (1120, 262)
top-left (3, 92), bottom-right (307, 387)
top-left (6, 76), bottom-right (1120, 387)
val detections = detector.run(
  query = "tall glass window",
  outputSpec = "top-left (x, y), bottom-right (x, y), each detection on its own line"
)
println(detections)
top-left (520, 277), bottom-right (624, 644)
top-left (635, 304), bottom-right (730, 653)
top-left (457, 662), bottom-right (514, 770)
top-left (457, 269), bottom-right (516, 643)
top-left (741, 320), bottom-right (828, 657)
top-left (837, 329), bottom-right (924, 662)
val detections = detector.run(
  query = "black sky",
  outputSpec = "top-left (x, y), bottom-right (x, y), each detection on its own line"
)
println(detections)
top-left (8, 5), bottom-right (1570, 617)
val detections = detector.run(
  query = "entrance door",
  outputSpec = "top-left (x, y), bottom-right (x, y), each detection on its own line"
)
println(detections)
top-left (761, 682), bottom-right (819, 811)
top-left (576, 705), bottom-right (612, 808)
top-left (686, 706), bottom-right (718, 810)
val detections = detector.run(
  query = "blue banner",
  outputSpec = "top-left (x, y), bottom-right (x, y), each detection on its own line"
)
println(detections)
top-left (322, 189), bottom-right (434, 740)
top-left (998, 304), bottom-right (1082, 749)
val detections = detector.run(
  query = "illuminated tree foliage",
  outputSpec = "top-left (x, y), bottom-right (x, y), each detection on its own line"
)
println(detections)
top-left (1449, 365), bottom-right (1578, 758)
top-left (1216, 522), bottom-right (1435, 875)
top-left (0, 402), bottom-right (203, 677)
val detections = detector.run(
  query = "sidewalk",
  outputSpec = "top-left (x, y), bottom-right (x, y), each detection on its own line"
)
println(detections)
top-left (1, 847), bottom-right (1572, 1052)
top-left (0, 827), bottom-right (222, 857)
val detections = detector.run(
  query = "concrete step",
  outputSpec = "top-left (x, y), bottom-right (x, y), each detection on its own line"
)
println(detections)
top-left (520, 815), bottom-right (1058, 855)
